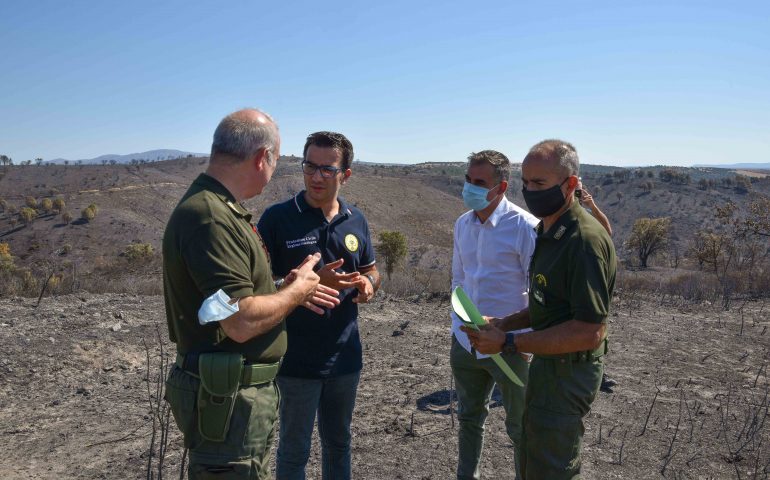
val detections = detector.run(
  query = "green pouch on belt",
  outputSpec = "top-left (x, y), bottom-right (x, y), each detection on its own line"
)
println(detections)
top-left (197, 352), bottom-right (243, 442)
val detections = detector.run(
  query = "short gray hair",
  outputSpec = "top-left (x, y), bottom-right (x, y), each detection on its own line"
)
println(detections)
top-left (525, 139), bottom-right (579, 176)
top-left (210, 109), bottom-right (279, 163)
top-left (467, 150), bottom-right (511, 183)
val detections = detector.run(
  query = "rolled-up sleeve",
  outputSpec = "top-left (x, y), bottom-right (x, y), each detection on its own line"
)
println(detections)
top-left (359, 217), bottom-right (376, 268)
top-left (569, 247), bottom-right (612, 324)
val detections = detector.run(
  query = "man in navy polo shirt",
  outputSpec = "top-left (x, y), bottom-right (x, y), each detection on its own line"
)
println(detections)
top-left (257, 131), bottom-right (379, 480)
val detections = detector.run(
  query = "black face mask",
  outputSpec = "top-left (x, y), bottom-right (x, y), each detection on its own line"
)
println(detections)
top-left (521, 178), bottom-right (569, 218)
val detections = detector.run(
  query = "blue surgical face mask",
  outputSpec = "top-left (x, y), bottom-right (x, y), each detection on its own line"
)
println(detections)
top-left (198, 289), bottom-right (239, 325)
top-left (462, 182), bottom-right (498, 211)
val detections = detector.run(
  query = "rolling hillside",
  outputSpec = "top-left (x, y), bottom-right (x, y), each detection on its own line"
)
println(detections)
top-left (0, 158), bottom-right (768, 294)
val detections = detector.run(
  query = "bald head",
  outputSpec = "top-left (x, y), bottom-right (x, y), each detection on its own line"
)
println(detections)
top-left (230, 108), bottom-right (275, 125)
top-left (210, 108), bottom-right (280, 164)
top-left (523, 139), bottom-right (579, 177)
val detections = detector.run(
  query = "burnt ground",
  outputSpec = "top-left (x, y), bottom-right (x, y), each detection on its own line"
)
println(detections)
top-left (2, 291), bottom-right (770, 479)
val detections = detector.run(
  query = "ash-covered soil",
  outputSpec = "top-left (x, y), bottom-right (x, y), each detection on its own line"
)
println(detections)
top-left (2, 291), bottom-right (770, 479)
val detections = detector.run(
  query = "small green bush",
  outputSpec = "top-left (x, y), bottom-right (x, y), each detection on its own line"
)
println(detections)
top-left (124, 242), bottom-right (154, 261)
top-left (47, 274), bottom-right (62, 293)
top-left (53, 198), bottom-right (66, 213)
top-left (0, 243), bottom-right (13, 271)
top-left (20, 207), bottom-right (37, 224)
top-left (19, 269), bottom-right (37, 293)
top-left (41, 198), bottom-right (53, 213)
top-left (377, 231), bottom-right (408, 280)
top-left (25, 196), bottom-right (38, 209)
top-left (81, 206), bottom-right (96, 222)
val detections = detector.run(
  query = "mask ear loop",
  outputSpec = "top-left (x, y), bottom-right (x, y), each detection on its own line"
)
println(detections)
top-left (488, 179), bottom-right (510, 202)
top-left (560, 176), bottom-right (578, 198)
top-left (496, 180), bottom-right (509, 199)
top-left (486, 183), bottom-right (500, 201)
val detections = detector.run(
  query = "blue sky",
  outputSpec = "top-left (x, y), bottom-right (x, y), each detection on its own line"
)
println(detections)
top-left (1, 0), bottom-right (768, 166)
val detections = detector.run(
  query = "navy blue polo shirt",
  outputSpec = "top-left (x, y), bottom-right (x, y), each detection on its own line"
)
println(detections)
top-left (257, 191), bottom-right (376, 378)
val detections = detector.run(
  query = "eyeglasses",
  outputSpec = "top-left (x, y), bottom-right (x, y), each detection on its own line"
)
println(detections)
top-left (301, 160), bottom-right (343, 178)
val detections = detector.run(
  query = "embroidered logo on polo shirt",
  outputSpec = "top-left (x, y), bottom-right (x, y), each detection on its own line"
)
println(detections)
top-left (535, 274), bottom-right (547, 287)
top-left (553, 225), bottom-right (566, 240)
top-left (344, 234), bottom-right (359, 252)
top-left (286, 236), bottom-right (318, 248)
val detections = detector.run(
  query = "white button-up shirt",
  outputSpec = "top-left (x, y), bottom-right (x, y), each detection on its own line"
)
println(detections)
top-left (451, 196), bottom-right (539, 358)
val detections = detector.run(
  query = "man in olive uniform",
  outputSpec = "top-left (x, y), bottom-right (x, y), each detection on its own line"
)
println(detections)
top-left (463, 139), bottom-right (616, 480)
top-left (162, 108), bottom-right (339, 479)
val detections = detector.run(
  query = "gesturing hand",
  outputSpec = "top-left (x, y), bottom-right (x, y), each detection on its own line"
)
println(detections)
top-left (286, 254), bottom-right (340, 314)
top-left (317, 258), bottom-right (361, 291)
top-left (304, 284), bottom-right (340, 314)
top-left (352, 275), bottom-right (375, 304)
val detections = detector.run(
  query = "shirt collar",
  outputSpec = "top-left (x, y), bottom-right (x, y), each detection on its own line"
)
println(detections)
top-left (535, 199), bottom-right (580, 241)
top-left (294, 191), bottom-right (352, 217)
top-left (471, 196), bottom-right (509, 228)
top-left (338, 196), bottom-right (352, 216)
top-left (294, 191), bottom-right (310, 212)
top-left (194, 173), bottom-right (251, 221)
top-left (484, 197), bottom-right (509, 228)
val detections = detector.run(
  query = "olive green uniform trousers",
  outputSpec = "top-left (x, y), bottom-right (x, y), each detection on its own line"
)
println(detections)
top-left (451, 336), bottom-right (530, 480)
top-left (165, 365), bottom-right (280, 479)
top-left (520, 355), bottom-right (603, 480)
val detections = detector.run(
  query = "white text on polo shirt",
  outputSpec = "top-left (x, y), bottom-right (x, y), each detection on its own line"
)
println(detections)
top-left (286, 236), bottom-right (318, 248)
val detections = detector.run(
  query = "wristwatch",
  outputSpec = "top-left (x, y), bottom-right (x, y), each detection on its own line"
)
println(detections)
top-left (365, 274), bottom-right (376, 289)
top-left (273, 277), bottom-right (285, 289)
top-left (502, 332), bottom-right (517, 355)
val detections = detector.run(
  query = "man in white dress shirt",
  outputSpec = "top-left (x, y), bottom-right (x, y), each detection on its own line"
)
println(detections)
top-left (450, 150), bottom-right (538, 480)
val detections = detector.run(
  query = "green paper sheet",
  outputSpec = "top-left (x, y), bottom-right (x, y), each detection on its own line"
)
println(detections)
top-left (451, 286), bottom-right (524, 387)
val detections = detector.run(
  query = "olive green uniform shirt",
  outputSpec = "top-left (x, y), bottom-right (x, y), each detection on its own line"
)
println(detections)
top-left (528, 200), bottom-right (616, 331)
top-left (162, 174), bottom-right (286, 363)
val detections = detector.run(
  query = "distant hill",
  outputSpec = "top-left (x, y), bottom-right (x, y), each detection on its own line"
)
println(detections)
top-left (49, 149), bottom-right (208, 165)
top-left (0, 158), bottom-right (769, 294)
top-left (693, 162), bottom-right (770, 170)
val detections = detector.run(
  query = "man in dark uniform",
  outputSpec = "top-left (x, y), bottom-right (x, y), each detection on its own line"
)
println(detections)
top-left (258, 131), bottom-right (379, 480)
top-left (163, 109), bottom-right (339, 479)
top-left (463, 139), bottom-right (616, 480)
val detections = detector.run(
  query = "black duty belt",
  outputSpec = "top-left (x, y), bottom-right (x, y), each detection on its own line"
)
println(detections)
top-left (535, 338), bottom-right (609, 363)
top-left (176, 353), bottom-right (280, 386)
